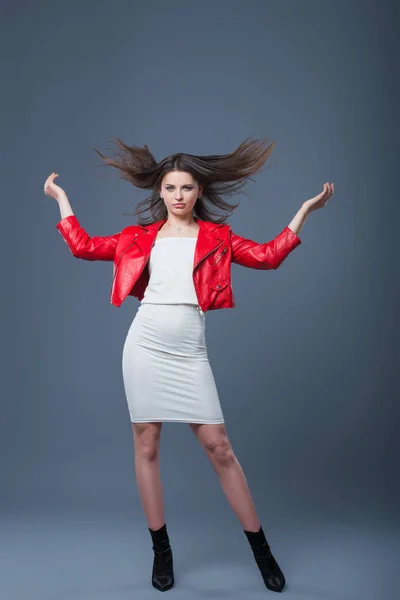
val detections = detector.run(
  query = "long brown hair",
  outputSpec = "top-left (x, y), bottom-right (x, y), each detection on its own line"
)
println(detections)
top-left (93, 136), bottom-right (275, 225)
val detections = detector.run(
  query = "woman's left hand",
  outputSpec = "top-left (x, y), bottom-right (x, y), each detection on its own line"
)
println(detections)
top-left (303, 182), bottom-right (335, 213)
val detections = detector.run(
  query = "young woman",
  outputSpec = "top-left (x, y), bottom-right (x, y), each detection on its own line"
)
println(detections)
top-left (44, 136), bottom-right (334, 593)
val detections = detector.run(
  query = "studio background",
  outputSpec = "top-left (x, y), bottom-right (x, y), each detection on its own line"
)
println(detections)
top-left (1, 1), bottom-right (398, 598)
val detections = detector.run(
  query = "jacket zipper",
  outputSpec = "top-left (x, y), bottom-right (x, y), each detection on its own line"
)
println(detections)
top-left (212, 246), bottom-right (227, 266)
top-left (193, 240), bottom-right (224, 315)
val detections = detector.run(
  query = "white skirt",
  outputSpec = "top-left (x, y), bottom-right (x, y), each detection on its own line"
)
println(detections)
top-left (122, 303), bottom-right (225, 424)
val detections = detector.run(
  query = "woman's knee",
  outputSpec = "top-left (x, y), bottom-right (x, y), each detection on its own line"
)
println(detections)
top-left (190, 423), bottom-right (235, 465)
top-left (132, 422), bottom-right (162, 461)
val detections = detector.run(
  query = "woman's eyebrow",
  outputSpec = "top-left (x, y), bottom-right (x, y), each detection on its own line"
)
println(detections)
top-left (165, 183), bottom-right (193, 186)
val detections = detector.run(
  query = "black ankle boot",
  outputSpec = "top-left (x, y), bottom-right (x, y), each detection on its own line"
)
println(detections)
top-left (148, 523), bottom-right (174, 592)
top-left (244, 526), bottom-right (286, 593)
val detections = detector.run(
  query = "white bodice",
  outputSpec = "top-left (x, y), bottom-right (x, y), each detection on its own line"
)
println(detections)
top-left (141, 237), bottom-right (199, 305)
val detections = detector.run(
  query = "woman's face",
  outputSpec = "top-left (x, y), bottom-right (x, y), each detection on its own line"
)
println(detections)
top-left (160, 170), bottom-right (202, 218)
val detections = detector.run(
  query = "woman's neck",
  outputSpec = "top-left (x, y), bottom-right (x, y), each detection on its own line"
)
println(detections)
top-left (165, 214), bottom-right (197, 230)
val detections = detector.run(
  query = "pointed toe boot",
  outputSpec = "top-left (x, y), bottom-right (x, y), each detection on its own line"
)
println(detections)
top-left (251, 540), bottom-right (286, 592)
top-left (244, 526), bottom-right (286, 593)
top-left (151, 543), bottom-right (174, 592)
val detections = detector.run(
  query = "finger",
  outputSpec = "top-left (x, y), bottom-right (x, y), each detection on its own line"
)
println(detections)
top-left (325, 185), bottom-right (333, 201)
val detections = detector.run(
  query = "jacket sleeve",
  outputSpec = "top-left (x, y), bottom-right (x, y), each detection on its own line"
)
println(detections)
top-left (56, 215), bottom-right (121, 261)
top-left (230, 226), bottom-right (302, 270)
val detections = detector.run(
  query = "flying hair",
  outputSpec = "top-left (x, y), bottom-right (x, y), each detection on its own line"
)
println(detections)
top-left (93, 135), bottom-right (276, 225)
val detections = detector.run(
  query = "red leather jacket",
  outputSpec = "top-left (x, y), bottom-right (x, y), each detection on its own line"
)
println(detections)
top-left (56, 215), bottom-right (302, 314)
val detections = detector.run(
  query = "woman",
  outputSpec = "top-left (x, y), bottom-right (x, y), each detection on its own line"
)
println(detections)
top-left (44, 136), bottom-right (334, 593)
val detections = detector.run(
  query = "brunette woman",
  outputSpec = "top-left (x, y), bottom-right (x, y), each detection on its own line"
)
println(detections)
top-left (44, 136), bottom-right (334, 593)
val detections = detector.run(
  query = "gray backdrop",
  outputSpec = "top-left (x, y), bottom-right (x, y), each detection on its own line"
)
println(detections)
top-left (1, 0), bottom-right (398, 598)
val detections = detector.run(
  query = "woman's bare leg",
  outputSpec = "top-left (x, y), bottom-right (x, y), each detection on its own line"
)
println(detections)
top-left (132, 422), bottom-right (165, 530)
top-left (189, 422), bottom-right (286, 592)
top-left (189, 423), bottom-right (261, 532)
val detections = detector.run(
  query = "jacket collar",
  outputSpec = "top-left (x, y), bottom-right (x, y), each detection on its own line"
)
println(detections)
top-left (133, 218), bottom-right (226, 262)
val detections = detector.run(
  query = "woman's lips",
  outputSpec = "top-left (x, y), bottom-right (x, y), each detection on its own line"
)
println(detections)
top-left (173, 204), bottom-right (185, 207)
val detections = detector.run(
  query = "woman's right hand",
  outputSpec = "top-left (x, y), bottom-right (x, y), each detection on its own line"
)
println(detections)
top-left (44, 172), bottom-right (66, 202)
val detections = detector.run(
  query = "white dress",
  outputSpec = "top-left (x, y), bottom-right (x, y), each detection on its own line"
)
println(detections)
top-left (122, 237), bottom-right (225, 424)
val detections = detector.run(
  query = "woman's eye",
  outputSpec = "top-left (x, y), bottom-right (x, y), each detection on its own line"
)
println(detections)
top-left (166, 186), bottom-right (192, 191)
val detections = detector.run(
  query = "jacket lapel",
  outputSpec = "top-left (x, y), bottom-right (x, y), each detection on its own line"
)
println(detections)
top-left (193, 226), bottom-right (224, 269)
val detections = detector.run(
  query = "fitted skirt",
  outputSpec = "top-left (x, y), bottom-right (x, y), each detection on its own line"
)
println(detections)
top-left (122, 303), bottom-right (225, 423)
